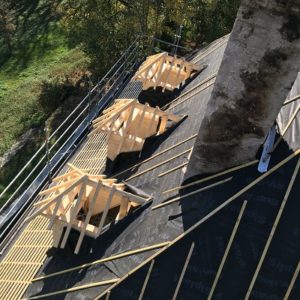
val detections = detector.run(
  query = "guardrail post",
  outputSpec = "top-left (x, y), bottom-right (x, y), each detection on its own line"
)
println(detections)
top-left (45, 125), bottom-right (52, 184)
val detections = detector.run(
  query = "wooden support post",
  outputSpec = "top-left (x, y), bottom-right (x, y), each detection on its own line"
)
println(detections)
top-left (97, 185), bottom-right (116, 236)
top-left (174, 62), bottom-right (185, 87)
top-left (137, 103), bottom-right (148, 138)
top-left (138, 260), bottom-right (155, 300)
top-left (245, 157), bottom-right (300, 300)
top-left (74, 181), bottom-right (102, 254)
top-left (154, 56), bottom-right (165, 89)
top-left (207, 200), bottom-right (248, 300)
top-left (116, 197), bottom-right (129, 221)
top-left (47, 192), bottom-right (66, 230)
top-left (172, 242), bottom-right (195, 300)
top-left (60, 176), bottom-right (88, 249)
top-left (158, 115), bottom-right (168, 134)
top-left (118, 103), bottom-right (136, 155)
top-left (162, 55), bottom-right (176, 92)
top-left (153, 177), bottom-right (232, 210)
top-left (105, 291), bottom-right (111, 300)
top-left (284, 260), bottom-right (300, 300)
top-left (32, 242), bottom-right (169, 282)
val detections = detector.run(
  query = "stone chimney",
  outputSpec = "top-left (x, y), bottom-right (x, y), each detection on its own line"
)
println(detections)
top-left (185, 0), bottom-right (300, 178)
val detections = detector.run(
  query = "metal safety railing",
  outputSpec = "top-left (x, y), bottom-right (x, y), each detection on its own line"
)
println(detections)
top-left (0, 38), bottom-right (143, 243)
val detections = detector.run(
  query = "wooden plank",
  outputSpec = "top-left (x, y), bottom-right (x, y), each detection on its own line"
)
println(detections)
top-left (94, 148), bottom-right (300, 300)
top-left (23, 279), bottom-right (119, 300)
top-left (116, 189), bottom-right (149, 204)
top-left (136, 103), bottom-right (148, 139)
top-left (207, 200), bottom-right (247, 300)
top-left (32, 242), bottom-right (170, 282)
top-left (283, 94), bottom-right (300, 106)
top-left (126, 148), bottom-right (192, 181)
top-left (168, 80), bottom-right (215, 110)
top-left (52, 170), bottom-right (77, 182)
top-left (90, 100), bottom-right (137, 135)
top-left (163, 160), bottom-right (258, 195)
top-left (47, 190), bottom-right (67, 229)
top-left (74, 181), bottom-right (102, 254)
top-left (67, 163), bottom-right (90, 174)
top-left (172, 242), bottom-right (195, 300)
top-left (284, 260), bottom-right (300, 300)
top-left (271, 103), bottom-right (300, 152)
top-left (152, 177), bottom-right (232, 210)
top-left (25, 176), bottom-right (85, 223)
top-left (112, 134), bottom-right (197, 178)
top-left (158, 162), bottom-right (188, 177)
top-left (245, 157), bottom-right (300, 300)
top-left (161, 72), bottom-right (217, 110)
top-left (138, 260), bottom-right (155, 300)
top-left (60, 176), bottom-right (88, 249)
top-left (38, 177), bottom-right (80, 196)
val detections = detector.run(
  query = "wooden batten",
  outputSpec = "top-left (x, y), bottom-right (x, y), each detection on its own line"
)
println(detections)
top-left (89, 99), bottom-right (180, 160)
top-left (26, 168), bottom-right (151, 254)
top-left (132, 52), bottom-right (200, 91)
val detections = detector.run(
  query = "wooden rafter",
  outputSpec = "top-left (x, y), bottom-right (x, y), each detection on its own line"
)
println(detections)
top-left (89, 99), bottom-right (181, 160)
top-left (26, 168), bottom-right (151, 254)
top-left (132, 52), bottom-right (201, 92)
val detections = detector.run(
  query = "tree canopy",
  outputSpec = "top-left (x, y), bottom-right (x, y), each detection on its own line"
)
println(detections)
top-left (0, 0), bottom-right (240, 75)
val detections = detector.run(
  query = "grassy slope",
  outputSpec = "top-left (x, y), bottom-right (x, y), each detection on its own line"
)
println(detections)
top-left (0, 28), bottom-right (90, 204)
top-left (0, 32), bottom-right (89, 157)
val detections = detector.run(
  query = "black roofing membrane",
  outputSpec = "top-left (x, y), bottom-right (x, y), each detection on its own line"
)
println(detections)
top-left (24, 35), bottom-right (300, 300)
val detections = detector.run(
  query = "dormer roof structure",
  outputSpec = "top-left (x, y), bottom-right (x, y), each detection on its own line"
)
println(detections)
top-left (132, 52), bottom-right (201, 91)
top-left (90, 99), bottom-right (181, 160)
top-left (25, 164), bottom-right (150, 254)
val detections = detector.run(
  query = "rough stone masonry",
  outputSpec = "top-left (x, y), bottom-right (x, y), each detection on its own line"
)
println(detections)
top-left (185, 0), bottom-right (300, 178)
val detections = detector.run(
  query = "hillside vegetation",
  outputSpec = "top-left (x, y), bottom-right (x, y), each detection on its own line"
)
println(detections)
top-left (0, 0), bottom-right (239, 202)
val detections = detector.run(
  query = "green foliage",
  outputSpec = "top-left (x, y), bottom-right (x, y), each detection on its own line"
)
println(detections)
top-left (59, 0), bottom-right (240, 75)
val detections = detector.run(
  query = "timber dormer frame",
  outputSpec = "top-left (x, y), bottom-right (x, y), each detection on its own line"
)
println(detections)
top-left (25, 164), bottom-right (151, 254)
top-left (89, 99), bottom-right (180, 160)
top-left (132, 52), bottom-right (201, 92)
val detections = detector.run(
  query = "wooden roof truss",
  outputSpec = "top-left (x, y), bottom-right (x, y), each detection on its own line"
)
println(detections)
top-left (132, 52), bottom-right (201, 92)
top-left (25, 164), bottom-right (151, 254)
top-left (89, 99), bottom-right (180, 160)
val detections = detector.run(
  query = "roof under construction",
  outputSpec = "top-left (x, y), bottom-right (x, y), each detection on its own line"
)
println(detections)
top-left (0, 2), bottom-right (300, 300)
